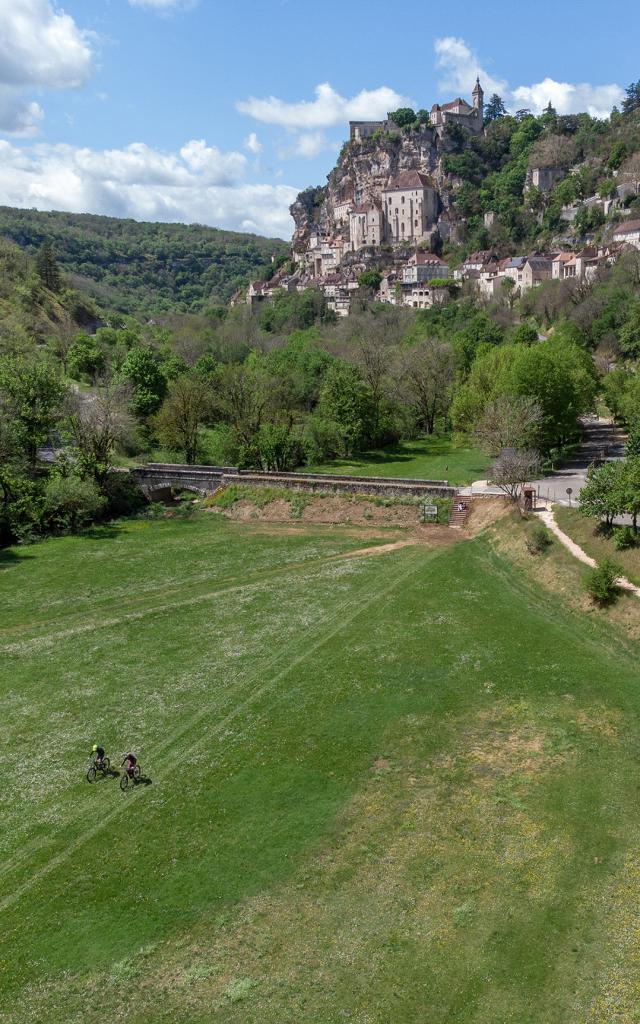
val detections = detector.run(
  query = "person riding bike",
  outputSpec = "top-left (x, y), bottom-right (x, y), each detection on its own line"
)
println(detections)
top-left (121, 752), bottom-right (138, 780)
top-left (92, 743), bottom-right (107, 769)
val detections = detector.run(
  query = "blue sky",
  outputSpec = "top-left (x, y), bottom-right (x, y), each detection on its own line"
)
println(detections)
top-left (0, 0), bottom-right (638, 238)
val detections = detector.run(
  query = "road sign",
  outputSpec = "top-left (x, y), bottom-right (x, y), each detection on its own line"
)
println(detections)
top-left (566, 486), bottom-right (573, 506)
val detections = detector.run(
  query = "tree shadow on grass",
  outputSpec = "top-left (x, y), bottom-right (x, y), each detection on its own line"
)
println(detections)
top-left (0, 547), bottom-right (32, 569)
top-left (76, 523), bottom-right (123, 541)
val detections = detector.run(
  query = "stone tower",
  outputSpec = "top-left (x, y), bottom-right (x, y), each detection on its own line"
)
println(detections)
top-left (472, 76), bottom-right (484, 113)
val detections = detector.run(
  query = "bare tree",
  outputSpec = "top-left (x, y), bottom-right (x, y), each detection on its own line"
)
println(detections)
top-left (619, 153), bottom-right (640, 194)
top-left (528, 134), bottom-right (577, 170)
top-left (400, 339), bottom-right (455, 434)
top-left (474, 394), bottom-right (543, 455)
top-left (66, 382), bottom-right (135, 486)
top-left (490, 448), bottom-right (542, 501)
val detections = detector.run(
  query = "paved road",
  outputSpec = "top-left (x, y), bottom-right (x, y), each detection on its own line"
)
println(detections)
top-left (460, 417), bottom-right (627, 504)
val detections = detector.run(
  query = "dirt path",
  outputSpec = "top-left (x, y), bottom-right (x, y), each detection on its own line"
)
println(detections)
top-left (534, 504), bottom-right (640, 597)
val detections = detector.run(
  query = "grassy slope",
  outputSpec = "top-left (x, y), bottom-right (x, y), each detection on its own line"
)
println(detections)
top-left (1, 513), bottom-right (640, 1022)
top-left (306, 436), bottom-right (490, 486)
top-left (555, 506), bottom-right (640, 587)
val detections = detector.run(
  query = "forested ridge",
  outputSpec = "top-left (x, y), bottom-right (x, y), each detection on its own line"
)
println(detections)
top-left (0, 206), bottom-right (289, 316)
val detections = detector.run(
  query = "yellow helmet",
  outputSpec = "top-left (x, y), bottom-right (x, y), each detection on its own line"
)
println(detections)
top-left (92, 744), bottom-right (98, 753)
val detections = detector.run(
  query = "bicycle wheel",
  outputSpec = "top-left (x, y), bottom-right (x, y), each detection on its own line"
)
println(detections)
top-left (102, 757), bottom-right (111, 773)
top-left (86, 766), bottom-right (97, 783)
top-left (120, 774), bottom-right (129, 791)
top-left (133, 765), bottom-right (141, 781)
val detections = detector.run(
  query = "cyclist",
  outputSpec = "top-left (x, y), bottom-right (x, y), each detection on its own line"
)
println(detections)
top-left (92, 743), bottom-right (107, 769)
top-left (121, 752), bottom-right (138, 780)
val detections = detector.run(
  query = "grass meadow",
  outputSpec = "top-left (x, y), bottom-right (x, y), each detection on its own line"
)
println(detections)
top-left (1, 510), bottom-right (640, 1022)
top-left (305, 435), bottom-right (490, 485)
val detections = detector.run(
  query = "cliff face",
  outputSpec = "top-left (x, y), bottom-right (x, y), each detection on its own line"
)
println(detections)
top-left (290, 125), bottom-right (458, 248)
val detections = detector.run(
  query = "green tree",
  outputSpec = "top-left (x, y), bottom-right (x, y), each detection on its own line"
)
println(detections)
top-left (400, 339), bottom-right (455, 434)
top-left (484, 94), bottom-right (507, 122)
top-left (626, 424), bottom-right (640, 458)
top-left (0, 357), bottom-right (66, 466)
top-left (44, 473), bottom-right (105, 533)
top-left (358, 270), bottom-right (382, 292)
top-left (579, 461), bottom-right (626, 526)
top-left (621, 456), bottom-right (640, 532)
top-left (317, 362), bottom-right (371, 456)
top-left (153, 374), bottom-right (212, 464)
top-left (607, 140), bottom-right (628, 170)
top-left (389, 107), bottom-right (416, 128)
top-left (67, 333), bottom-right (106, 382)
top-left (119, 347), bottom-right (167, 417)
top-left (35, 243), bottom-right (61, 292)
top-left (622, 79), bottom-right (640, 115)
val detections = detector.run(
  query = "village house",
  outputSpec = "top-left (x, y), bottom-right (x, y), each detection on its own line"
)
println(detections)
top-left (613, 219), bottom-right (640, 250)
top-left (246, 280), bottom-right (267, 308)
top-left (401, 252), bottom-right (449, 284)
top-left (455, 250), bottom-right (498, 280)
top-left (503, 256), bottom-right (527, 287)
top-left (520, 256), bottom-right (553, 291)
top-left (333, 198), bottom-right (353, 226)
top-left (552, 251), bottom-right (575, 279)
top-left (402, 282), bottom-right (453, 309)
top-left (382, 171), bottom-right (438, 245)
top-left (349, 202), bottom-right (384, 251)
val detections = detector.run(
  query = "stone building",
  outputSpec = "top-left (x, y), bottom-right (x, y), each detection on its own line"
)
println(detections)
top-left (613, 219), bottom-right (640, 250)
top-left (382, 171), bottom-right (438, 245)
top-left (520, 256), bottom-right (552, 291)
top-left (527, 167), bottom-right (566, 193)
top-left (402, 252), bottom-right (449, 284)
top-left (349, 203), bottom-right (384, 251)
top-left (430, 78), bottom-right (484, 136)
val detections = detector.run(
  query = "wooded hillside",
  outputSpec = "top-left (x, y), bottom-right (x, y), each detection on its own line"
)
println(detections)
top-left (0, 207), bottom-right (289, 316)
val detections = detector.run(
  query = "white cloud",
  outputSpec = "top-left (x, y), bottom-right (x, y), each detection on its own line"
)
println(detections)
top-left (511, 79), bottom-right (624, 119)
top-left (0, 139), bottom-right (296, 237)
top-left (435, 37), bottom-right (506, 99)
top-left (434, 36), bottom-right (623, 119)
top-left (237, 82), bottom-right (413, 130)
top-left (279, 131), bottom-right (338, 160)
top-left (0, 0), bottom-right (93, 135)
top-left (129, 0), bottom-right (199, 11)
top-left (244, 132), bottom-right (262, 155)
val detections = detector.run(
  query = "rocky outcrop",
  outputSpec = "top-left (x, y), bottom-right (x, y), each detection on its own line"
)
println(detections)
top-left (290, 125), bottom-right (462, 249)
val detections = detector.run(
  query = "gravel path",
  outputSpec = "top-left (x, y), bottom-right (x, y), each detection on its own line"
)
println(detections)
top-left (534, 504), bottom-right (640, 597)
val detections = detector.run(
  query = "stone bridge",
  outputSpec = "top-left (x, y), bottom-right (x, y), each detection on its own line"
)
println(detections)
top-left (132, 463), bottom-right (457, 500)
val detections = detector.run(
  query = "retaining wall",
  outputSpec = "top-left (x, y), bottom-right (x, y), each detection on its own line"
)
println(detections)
top-left (132, 463), bottom-right (457, 500)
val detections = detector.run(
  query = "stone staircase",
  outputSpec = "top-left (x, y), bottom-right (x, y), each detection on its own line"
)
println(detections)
top-left (448, 496), bottom-right (473, 530)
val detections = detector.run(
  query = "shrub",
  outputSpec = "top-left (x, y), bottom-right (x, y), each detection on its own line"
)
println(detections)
top-left (102, 473), bottom-right (147, 518)
top-left (583, 558), bottom-right (621, 605)
top-left (526, 522), bottom-right (553, 554)
top-left (44, 474), bottom-right (106, 533)
top-left (613, 526), bottom-right (637, 550)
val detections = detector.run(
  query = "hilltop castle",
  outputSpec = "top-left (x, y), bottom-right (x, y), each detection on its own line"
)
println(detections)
top-left (349, 77), bottom-right (484, 142)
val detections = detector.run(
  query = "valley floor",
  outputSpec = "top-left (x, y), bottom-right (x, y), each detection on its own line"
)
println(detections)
top-left (1, 511), bottom-right (640, 1023)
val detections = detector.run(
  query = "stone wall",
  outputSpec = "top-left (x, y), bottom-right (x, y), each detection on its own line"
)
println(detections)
top-left (132, 463), bottom-right (457, 500)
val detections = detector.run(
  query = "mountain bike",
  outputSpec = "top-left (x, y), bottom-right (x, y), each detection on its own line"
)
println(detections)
top-left (86, 756), bottom-right (111, 783)
top-left (119, 764), bottom-right (141, 791)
